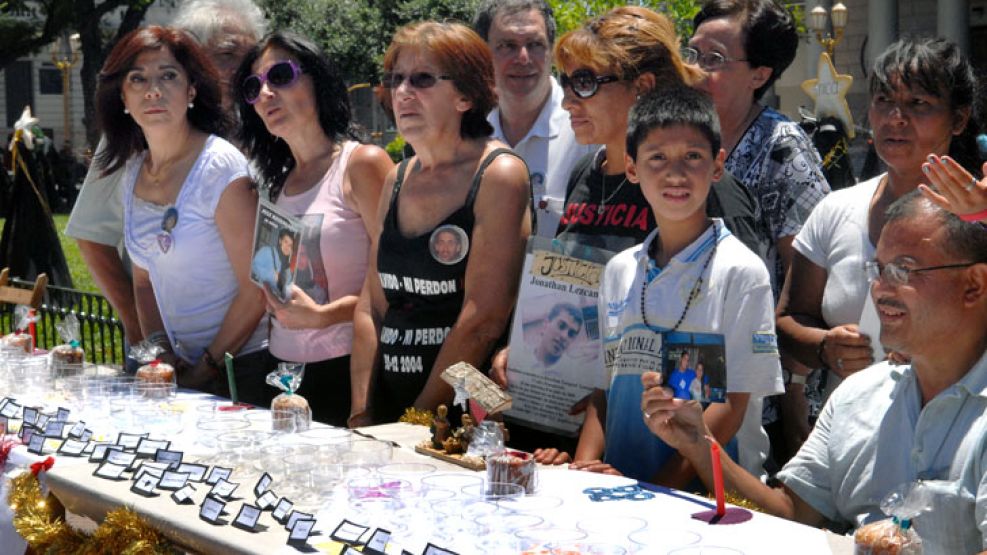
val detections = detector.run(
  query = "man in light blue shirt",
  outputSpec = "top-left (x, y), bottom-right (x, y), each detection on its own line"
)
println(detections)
top-left (641, 192), bottom-right (987, 554)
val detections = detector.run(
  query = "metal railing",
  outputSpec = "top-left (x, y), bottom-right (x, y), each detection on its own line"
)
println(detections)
top-left (0, 278), bottom-right (124, 365)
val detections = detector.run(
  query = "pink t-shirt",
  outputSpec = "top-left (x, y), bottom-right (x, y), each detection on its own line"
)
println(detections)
top-left (270, 141), bottom-right (368, 362)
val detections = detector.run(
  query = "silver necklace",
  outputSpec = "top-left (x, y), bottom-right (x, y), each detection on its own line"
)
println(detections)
top-left (598, 171), bottom-right (628, 215)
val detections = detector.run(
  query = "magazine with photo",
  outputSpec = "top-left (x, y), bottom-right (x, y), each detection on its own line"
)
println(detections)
top-left (250, 199), bottom-right (303, 303)
top-left (503, 236), bottom-right (615, 436)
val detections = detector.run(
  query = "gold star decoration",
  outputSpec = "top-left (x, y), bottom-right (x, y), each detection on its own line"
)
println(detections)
top-left (801, 52), bottom-right (855, 139)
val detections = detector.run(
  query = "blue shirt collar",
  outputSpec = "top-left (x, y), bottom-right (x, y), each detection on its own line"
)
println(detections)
top-left (889, 347), bottom-right (987, 400)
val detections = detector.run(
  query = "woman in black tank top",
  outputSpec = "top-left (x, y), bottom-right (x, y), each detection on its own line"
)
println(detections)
top-left (348, 21), bottom-right (531, 426)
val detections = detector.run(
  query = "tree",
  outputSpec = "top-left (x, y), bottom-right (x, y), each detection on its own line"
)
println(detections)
top-left (261, 0), bottom-right (480, 87)
top-left (0, 0), bottom-right (157, 151)
top-left (550, 0), bottom-right (701, 38)
top-left (0, 0), bottom-right (73, 71)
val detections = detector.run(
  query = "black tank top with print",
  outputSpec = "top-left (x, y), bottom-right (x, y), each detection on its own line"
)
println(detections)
top-left (373, 148), bottom-right (517, 422)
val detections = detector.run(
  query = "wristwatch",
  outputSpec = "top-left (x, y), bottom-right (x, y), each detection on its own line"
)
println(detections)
top-left (782, 368), bottom-right (808, 386)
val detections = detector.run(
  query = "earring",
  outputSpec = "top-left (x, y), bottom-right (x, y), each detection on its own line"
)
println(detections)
top-left (187, 101), bottom-right (194, 109)
top-left (123, 107), bottom-right (129, 114)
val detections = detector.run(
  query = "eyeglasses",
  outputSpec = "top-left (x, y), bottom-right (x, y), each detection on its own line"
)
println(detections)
top-left (864, 260), bottom-right (978, 287)
top-left (380, 72), bottom-right (452, 90)
top-left (242, 60), bottom-right (303, 104)
top-left (559, 69), bottom-right (621, 99)
top-left (680, 47), bottom-right (748, 71)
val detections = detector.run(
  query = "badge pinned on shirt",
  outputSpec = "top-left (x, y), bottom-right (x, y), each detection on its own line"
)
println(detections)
top-left (429, 225), bottom-right (469, 266)
top-left (157, 206), bottom-right (179, 254)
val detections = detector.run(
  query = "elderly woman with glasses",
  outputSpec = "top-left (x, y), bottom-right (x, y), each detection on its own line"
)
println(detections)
top-left (777, 38), bottom-right (981, 409)
top-left (687, 0), bottom-right (829, 295)
top-left (348, 21), bottom-right (531, 426)
top-left (232, 32), bottom-right (394, 425)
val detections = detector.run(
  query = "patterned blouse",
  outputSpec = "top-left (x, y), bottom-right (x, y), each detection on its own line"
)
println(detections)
top-left (726, 107), bottom-right (831, 295)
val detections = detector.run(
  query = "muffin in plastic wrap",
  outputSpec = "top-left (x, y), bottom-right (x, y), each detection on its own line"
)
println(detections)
top-left (267, 362), bottom-right (311, 432)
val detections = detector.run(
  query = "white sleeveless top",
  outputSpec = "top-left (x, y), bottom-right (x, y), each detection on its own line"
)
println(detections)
top-left (123, 135), bottom-right (268, 362)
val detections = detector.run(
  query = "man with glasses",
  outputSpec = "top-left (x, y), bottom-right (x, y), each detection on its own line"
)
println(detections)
top-left (473, 0), bottom-right (592, 237)
top-left (642, 191), bottom-right (987, 552)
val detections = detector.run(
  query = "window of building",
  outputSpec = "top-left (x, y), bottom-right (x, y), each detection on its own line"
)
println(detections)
top-left (39, 64), bottom-right (64, 95)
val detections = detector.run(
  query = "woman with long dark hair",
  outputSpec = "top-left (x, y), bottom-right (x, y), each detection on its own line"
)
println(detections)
top-left (96, 25), bottom-right (267, 394)
top-left (234, 32), bottom-right (393, 426)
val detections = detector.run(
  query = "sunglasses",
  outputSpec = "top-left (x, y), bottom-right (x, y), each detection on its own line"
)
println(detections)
top-left (242, 60), bottom-right (303, 104)
top-left (381, 71), bottom-right (452, 90)
top-left (559, 69), bottom-right (620, 99)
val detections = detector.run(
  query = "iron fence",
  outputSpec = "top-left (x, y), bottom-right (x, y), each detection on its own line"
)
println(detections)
top-left (0, 278), bottom-right (124, 365)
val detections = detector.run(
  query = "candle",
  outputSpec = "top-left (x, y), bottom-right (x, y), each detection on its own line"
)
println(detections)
top-left (710, 440), bottom-right (726, 517)
top-left (28, 309), bottom-right (37, 353)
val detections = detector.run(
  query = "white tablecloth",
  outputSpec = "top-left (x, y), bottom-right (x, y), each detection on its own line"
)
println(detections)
top-left (2, 393), bottom-right (853, 554)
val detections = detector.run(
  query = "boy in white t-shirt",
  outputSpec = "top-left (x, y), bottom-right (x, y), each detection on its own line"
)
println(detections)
top-left (570, 86), bottom-right (783, 486)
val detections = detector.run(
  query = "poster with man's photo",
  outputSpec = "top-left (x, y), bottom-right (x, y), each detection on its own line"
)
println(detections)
top-left (250, 199), bottom-right (303, 303)
top-left (661, 331), bottom-right (727, 403)
top-left (504, 237), bottom-right (615, 436)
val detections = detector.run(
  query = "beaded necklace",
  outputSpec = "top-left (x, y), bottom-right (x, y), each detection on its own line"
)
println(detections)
top-left (640, 223), bottom-right (718, 333)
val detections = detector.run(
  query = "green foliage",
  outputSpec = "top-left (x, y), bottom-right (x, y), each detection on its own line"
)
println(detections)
top-left (549, 0), bottom-right (804, 41)
top-left (385, 134), bottom-right (407, 163)
top-left (261, 0), bottom-right (481, 86)
top-left (549, 0), bottom-right (701, 39)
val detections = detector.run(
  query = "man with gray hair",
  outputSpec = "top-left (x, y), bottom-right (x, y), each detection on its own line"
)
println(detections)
top-left (65, 0), bottom-right (266, 364)
top-left (172, 0), bottom-right (267, 112)
top-left (474, 0), bottom-right (592, 237)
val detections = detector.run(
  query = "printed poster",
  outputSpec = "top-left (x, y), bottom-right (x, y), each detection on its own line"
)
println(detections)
top-left (250, 199), bottom-right (303, 303)
top-left (504, 237), bottom-right (615, 436)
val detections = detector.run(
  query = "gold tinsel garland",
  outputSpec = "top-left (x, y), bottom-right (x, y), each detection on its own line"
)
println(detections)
top-left (398, 407), bottom-right (434, 427)
top-left (8, 472), bottom-right (178, 554)
top-left (721, 490), bottom-right (763, 513)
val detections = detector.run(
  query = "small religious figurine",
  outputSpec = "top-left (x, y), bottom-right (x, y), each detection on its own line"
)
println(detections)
top-left (442, 434), bottom-right (465, 454)
top-left (460, 413), bottom-right (476, 446)
top-left (431, 404), bottom-right (450, 450)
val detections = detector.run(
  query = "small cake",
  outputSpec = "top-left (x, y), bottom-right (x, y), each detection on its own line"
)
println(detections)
top-left (51, 344), bottom-right (84, 365)
top-left (854, 519), bottom-right (921, 555)
top-left (136, 360), bottom-right (176, 384)
top-left (271, 394), bottom-right (311, 432)
top-left (3, 332), bottom-right (32, 354)
top-left (487, 449), bottom-right (537, 494)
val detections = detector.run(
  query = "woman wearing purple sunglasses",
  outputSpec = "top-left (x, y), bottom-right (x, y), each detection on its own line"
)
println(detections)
top-left (233, 32), bottom-right (393, 426)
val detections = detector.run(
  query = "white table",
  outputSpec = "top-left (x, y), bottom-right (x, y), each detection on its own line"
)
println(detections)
top-left (3, 392), bottom-right (853, 554)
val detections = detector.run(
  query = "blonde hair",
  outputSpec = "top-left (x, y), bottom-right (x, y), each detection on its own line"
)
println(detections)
top-left (554, 6), bottom-right (702, 86)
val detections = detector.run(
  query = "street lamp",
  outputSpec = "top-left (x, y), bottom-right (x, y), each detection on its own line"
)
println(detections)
top-left (808, 2), bottom-right (848, 58)
top-left (51, 31), bottom-right (80, 154)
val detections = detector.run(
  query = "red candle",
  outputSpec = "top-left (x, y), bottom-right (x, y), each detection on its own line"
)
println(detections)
top-left (28, 309), bottom-right (37, 353)
top-left (710, 440), bottom-right (726, 516)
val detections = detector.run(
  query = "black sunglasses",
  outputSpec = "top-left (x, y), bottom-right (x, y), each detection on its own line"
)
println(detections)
top-left (381, 71), bottom-right (452, 90)
top-left (559, 69), bottom-right (620, 99)
top-left (242, 60), bottom-right (303, 104)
